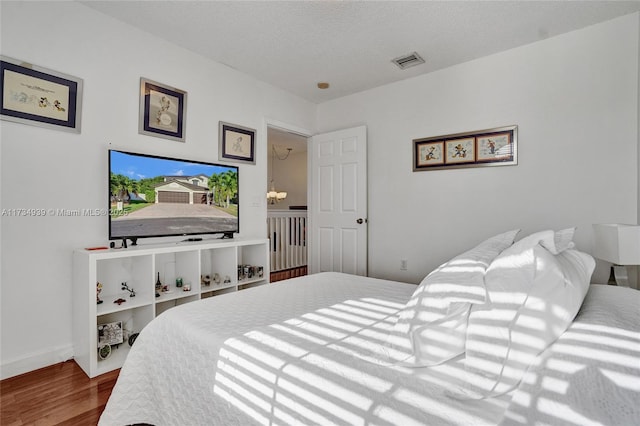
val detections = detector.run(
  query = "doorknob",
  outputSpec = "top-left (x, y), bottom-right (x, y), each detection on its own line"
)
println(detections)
top-left (356, 218), bottom-right (366, 224)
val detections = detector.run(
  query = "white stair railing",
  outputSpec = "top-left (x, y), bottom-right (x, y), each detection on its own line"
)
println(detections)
top-left (267, 210), bottom-right (307, 272)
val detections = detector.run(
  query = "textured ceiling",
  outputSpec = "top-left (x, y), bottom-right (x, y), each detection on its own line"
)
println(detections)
top-left (80, 1), bottom-right (640, 104)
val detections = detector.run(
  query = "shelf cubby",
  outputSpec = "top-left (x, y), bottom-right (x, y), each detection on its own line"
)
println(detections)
top-left (94, 304), bottom-right (154, 376)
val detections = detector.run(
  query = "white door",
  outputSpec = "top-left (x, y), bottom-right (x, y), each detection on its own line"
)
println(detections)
top-left (308, 126), bottom-right (367, 275)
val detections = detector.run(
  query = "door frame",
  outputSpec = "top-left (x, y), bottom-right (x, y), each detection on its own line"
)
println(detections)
top-left (263, 120), bottom-right (368, 277)
top-left (263, 118), bottom-right (313, 271)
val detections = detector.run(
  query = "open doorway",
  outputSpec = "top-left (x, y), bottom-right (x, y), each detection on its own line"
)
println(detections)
top-left (267, 127), bottom-right (308, 282)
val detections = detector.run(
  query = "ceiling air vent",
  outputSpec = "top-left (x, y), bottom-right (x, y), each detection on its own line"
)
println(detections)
top-left (392, 52), bottom-right (425, 70)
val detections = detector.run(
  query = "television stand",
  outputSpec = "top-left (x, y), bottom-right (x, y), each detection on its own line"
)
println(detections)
top-left (73, 237), bottom-right (269, 378)
top-left (220, 232), bottom-right (234, 239)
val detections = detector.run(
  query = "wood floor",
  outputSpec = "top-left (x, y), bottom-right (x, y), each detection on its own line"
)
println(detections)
top-left (1, 361), bottom-right (118, 426)
top-left (270, 265), bottom-right (307, 283)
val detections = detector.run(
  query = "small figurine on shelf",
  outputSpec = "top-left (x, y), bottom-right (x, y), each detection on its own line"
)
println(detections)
top-left (128, 332), bottom-right (139, 346)
top-left (98, 344), bottom-right (112, 360)
top-left (96, 282), bottom-right (103, 305)
top-left (223, 275), bottom-right (231, 284)
top-left (121, 282), bottom-right (136, 297)
top-left (244, 265), bottom-right (253, 279)
top-left (201, 274), bottom-right (211, 287)
top-left (155, 272), bottom-right (162, 297)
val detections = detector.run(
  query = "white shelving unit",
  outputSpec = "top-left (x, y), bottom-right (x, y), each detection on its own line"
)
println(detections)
top-left (72, 237), bottom-right (269, 378)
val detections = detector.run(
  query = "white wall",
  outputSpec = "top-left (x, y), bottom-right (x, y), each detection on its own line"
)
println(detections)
top-left (0, 1), bottom-right (316, 378)
top-left (317, 13), bottom-right (639, 284)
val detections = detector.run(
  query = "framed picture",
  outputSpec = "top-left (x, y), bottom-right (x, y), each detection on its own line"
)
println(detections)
top-left (415, 141), bottom-right (444, 167)
top-left (413, 125), bottom-right (517, 171)
top-left (139, 77), bottom-right (186, 142)
top-left (219, 121), bottom-right (256, 164)
top-left (476, 131), bottom-right (513, 161)
top-left (97, 321), bottom-right (123, 346)
top-left (1, 56), bottom-right (83, 133)
top-left (445, 137), bottom-right (475, 164)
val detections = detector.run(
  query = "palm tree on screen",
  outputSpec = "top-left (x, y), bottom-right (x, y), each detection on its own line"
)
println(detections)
top-left (208, 173), bottom-right (221, 206)
top-left (220, 170), bottom-right (238, 208)
top-left (110, 173), bottom-right (139, 203)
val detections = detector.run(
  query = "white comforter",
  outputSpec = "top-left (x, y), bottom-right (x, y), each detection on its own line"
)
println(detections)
top-left (99, 273), bottom-right (639, 426)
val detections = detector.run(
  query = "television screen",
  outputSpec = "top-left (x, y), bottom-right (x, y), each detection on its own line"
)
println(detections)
top-left (109, 150), bottom-right (239, 241)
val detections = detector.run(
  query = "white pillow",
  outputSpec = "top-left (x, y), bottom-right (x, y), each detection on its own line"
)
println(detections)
top-left (463, 229), bottom-right (595, 396)
top-left (386, 229), bottom-right (519, 366)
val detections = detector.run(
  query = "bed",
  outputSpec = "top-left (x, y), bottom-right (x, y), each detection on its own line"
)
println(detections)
top-left (99, 229), bottom-right (640, 426)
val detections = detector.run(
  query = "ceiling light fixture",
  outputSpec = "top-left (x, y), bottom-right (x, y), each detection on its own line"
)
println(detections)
top-left (267, 145), bottom-right (292, 204)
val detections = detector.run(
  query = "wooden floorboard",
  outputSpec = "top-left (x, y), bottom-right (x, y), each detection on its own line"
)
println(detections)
top-left (0, 361), bottom-right (118, 426)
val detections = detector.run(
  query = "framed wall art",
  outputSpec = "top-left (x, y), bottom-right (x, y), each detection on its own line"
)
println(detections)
top-left (445, 137), bottom-right (475, 164)
top-left (139, 77), bottom-right (187, 142)
top-left (415, 141), bottom-right (444, 167)
top-left (413, 125), bottom-right (517, 171)
top-left (219, 121), bottom-right (256, 164)
top-left (0, 56), bottom-right (83, 133)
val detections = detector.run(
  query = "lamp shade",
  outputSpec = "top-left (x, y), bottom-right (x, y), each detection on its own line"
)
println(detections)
top-left (593, 224), bottom-right (640, 265)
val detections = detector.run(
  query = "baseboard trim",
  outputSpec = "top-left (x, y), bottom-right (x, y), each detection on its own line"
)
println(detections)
top-left (1, 344), bottom-right (74, 380)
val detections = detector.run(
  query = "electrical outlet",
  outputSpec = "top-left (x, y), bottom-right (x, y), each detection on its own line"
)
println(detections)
top-left (400, 259), bottom-right (408, 270)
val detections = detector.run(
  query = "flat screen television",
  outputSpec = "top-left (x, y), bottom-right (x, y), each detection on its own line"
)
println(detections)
top-left (109, 149), bottom-right (239, 243)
